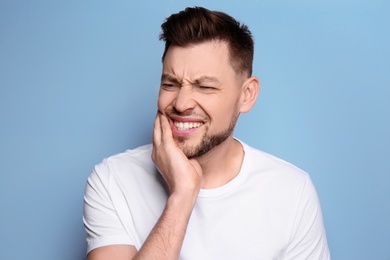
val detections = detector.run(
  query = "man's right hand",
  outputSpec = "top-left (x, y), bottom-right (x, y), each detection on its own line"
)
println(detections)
top-left (152, 112), bottom-right (203, 197)
top-left (89, 112), bottom-right (203, 260)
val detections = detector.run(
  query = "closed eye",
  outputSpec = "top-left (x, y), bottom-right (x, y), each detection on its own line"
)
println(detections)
top-left (161, 83), bottom-right (177, 90)
top-left (197, 85), bottom-right (217, 91)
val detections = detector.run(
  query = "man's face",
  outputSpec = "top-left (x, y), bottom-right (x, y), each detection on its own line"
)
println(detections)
top-left (158, 41), bottom-right (244, 158)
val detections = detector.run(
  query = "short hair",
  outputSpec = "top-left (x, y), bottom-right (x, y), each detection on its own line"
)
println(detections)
top-left (159, 6), bottom-right (254, 77)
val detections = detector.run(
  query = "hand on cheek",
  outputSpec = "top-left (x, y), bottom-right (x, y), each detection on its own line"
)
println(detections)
top-left (152, 112), bottom-right (203, 196)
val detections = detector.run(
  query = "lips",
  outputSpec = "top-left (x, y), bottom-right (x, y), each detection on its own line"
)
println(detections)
top-left (174, 121), bottom-right (204, 131)
top-left (169, 116), bottom-right (205, 137)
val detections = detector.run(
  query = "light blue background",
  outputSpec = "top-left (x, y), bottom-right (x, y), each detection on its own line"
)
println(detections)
top-left (1, 1), bottom-right (389, 259)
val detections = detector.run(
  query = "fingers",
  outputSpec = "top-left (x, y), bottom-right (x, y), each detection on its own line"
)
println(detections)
top-left (153, 112), bottom-right (162, 147)
top-left (159, 113), bottom-right (173, 141)
top-left (153, 112), bottom-right (173, 145)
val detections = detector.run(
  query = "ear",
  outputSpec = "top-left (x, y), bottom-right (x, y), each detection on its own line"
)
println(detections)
top-left (239, 76), bottom-right (260, 113)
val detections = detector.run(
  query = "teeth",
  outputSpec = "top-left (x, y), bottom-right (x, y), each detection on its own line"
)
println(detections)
top-left (174, 121), bottom-right (203, 130)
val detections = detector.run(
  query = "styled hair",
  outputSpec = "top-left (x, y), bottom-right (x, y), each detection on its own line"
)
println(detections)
top-left (159, 7), bottom-right (254, 77)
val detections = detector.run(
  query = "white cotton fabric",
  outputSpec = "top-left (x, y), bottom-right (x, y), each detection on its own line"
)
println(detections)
top-left (83, 140), bottom-right (330, 259)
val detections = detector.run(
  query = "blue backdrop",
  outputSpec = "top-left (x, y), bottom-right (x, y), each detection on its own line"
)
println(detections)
top-left (1, 1), bottom-right (389, 259)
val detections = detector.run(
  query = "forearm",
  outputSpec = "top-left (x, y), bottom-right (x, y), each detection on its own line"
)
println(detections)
top-left (133, 192), bottom-right (197, 260)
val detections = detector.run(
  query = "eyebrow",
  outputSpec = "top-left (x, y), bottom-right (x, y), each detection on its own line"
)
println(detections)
top-left (193, 76), bottom-right (220, 85)
top-left (161, 74), bottom-right (220, 85)
top-left (161, 74), bottom-right (180, 83)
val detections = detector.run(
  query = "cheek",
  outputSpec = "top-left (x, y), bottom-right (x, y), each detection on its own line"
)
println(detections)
top-left (199, 99), bottom-right (229, 121)
top-left (157, 98), bottom-right (164, 111)
top-left (211, 98), bottom-right (239, 124)
top-left (157, 93), bottom-right (171, 111)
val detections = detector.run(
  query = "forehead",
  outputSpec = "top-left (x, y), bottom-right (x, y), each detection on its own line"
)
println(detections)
top-left (162, 41), bottom-right (236, 80)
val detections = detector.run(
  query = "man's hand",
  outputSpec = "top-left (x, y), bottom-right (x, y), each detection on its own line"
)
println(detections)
top-left (152, 112), bottom-right (203, 197)
top-left (89, 113), bottom-right (203, 260)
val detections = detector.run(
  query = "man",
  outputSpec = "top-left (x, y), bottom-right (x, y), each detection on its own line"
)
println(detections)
top-left (83, 7), bottom-right (330, 259)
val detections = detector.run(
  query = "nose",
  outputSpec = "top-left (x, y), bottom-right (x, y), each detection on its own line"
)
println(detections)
top-left (173, 85), bottom-right (196, 113)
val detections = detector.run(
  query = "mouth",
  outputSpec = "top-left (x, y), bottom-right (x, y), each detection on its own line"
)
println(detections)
top-left (174, 121), bottom-right (204, 131)
top-left (169, 116), bottom-right (205, 137)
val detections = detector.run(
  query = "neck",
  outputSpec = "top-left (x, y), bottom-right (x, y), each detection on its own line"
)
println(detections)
top-left (196, 137), bottom-right (244, 189)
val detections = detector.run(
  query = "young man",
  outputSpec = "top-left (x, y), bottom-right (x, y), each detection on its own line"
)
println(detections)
top-left (84, 7), bottom-right (330, 259)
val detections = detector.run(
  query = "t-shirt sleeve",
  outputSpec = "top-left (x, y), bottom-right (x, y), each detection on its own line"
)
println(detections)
top-left (83, 162), bottom-right (133, 254)
top-left (282, 175), bottom-right (331, 259)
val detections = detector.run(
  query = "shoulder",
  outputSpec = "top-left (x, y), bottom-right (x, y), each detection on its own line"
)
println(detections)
top-left (241, 141), bottom-right (308, 179)
top-left (240, 140), bottom-right (322, 218)
top-left (104, 144), bottom-right (153, 166)
top-left (239, 140), bottom-right (316, 202)
top-left (88, 144), bottom-right (155, 186)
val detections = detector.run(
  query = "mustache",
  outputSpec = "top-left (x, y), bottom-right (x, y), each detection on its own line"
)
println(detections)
top-left (164, 107), bottom-right (207, 119)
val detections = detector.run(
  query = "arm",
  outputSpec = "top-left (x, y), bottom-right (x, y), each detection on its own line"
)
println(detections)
top-left (88, 113), bottom-right (202, 260)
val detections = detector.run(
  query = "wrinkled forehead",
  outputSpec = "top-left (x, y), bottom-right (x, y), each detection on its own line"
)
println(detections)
top-left (162, 41), bottom-right (240, 80)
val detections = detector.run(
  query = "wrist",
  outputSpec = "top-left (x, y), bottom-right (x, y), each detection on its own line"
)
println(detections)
top-left (167, 189), bottom-right (199, 211)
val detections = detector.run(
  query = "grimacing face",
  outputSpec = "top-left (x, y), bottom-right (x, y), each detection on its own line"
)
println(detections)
top-left (157, 41), bottom-right (245, 158)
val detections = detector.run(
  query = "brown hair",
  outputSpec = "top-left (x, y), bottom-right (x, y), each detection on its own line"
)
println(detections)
top-left (159, 6), bottom-right (254, 77)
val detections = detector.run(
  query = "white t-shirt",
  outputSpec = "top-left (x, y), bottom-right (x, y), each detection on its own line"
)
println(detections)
top-left (83, 141), bottom-right (330, 259)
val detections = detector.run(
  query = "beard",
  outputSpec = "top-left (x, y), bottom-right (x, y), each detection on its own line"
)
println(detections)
top-left (170, 108), bottom-right (240, 159)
